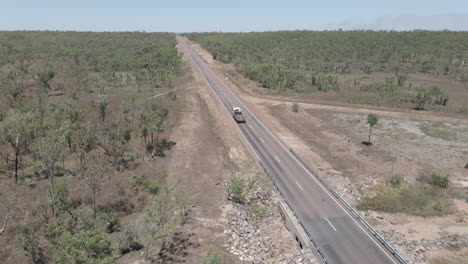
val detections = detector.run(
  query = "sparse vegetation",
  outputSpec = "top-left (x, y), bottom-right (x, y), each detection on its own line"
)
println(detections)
top-left (419, 123), bottom-right (465, 141)
top-left (188, 31), bottom-right (468, 113)
top-left (358, 184), bottom-right (455, 216)
top-left (0, 31), bottom-right (183, 263)
top-left (201, 248), bottom-right (223, 264)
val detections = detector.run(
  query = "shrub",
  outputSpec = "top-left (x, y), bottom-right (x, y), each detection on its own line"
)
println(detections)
top-left (201, 248), bottom-right (223, 264)
top-left (246, 200), bottom-right (267, 221)
top-left (53, 230), bottom-right (115, 264)
top-left (100, 210), bottom-right (121, 233)
top-left (118, 228), bottom-right (143, 255)
top-left (414, 87), bottom-right (433, 110)
top-left (168, 90), bottom-right (177, 101)
top-left (390, 174), bottom-right (404, 188)
top-left (455, 213), bottom-right (465, 223)
top-left (429, 173), bottom-right (450, 188)
top-left (147, 180), bottom-right (160, 194)
top-left (292, 103), bottom-right (299, 113)
top-left (130, 175), bottom-right (149, 192)
top-left (130, 175), bottom-right (161, 194)
top-left (228, 177), bottom-right (247, 204)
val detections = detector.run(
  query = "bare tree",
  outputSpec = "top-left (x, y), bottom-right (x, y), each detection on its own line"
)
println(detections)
top-left (81, 153), bottom-right (109, 220)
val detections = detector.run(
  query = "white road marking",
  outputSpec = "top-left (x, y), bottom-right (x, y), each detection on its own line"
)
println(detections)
top-left (249, 124), bottom-right (253, 129)
top-left (325, 218), bottom-right (337, 232)
top-left (259, 137), bottom-right (265, 144)
top-left (274, 155), bottom-right (281, 163)
top-left (295, 181), bottom-right (304, 191)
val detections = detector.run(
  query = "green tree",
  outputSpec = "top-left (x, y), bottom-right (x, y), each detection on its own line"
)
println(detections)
top-left (397, 74), bottom-right (407, 86)
top-left (148, 100), bottom-right (169, 144)
top-left (53, 230), bottom-right (114, 264)
top-left (367, 113), bottom-right (379, 144)
top-left (0, 111), bottom-right (41, 183)
top-left (49, 179), bottom-right (70, 217)
top-left (144, 183), bottom-right (181, 260)
top-left (37, 68), bottom-right (55, 91)
top-left (18, 226), bottom-right (43, 264)
top-left (33, 133), bottom-right (68, 216)
top-left (49, 100), bottom-right (86, 148)
top-left (73, 125), bottom-right (96, 164)
top-left (415, 88), bottom-right (432, 110)
top-left (96, 95), bottom-right (108, 122)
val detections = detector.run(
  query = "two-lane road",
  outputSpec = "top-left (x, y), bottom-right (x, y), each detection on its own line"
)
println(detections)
top-left (180, 37), bottom-right (399, 264)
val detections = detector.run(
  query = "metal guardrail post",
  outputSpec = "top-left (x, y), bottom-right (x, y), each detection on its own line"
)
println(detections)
top-left (288, 149), bottom-right (408, 264)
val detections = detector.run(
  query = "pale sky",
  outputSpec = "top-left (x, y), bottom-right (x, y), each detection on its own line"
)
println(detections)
top-left (1, 0), bottom-right (468, 32)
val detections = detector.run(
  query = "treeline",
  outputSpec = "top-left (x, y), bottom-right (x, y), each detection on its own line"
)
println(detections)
top-left (0, 32), bottom-right (185, 263)
top-left (0, 31), bottom-right (182, 103)
top-left (187, 30), bottom-right (468, 91)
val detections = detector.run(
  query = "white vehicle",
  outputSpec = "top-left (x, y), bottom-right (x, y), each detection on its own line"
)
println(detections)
top-left (232, 107), bottom-right (246, 123)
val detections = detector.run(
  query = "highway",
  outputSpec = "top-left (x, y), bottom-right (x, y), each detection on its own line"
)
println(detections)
top-left (180, 37), bottom-right (400, 264)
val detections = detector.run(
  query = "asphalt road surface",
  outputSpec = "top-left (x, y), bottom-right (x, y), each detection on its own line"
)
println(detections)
top-left (180, 37), bottom-right (400, 264)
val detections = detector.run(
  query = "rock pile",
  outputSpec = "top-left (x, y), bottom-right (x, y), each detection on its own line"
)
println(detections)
top-left (380, 228), bottom-right (468, 264)
top-left (224, 204), bottom-right (318, 263)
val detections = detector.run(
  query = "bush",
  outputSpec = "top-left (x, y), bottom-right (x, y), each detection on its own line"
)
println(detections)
top-left (292, 103), bottom-right (299, 113)
top-left (455, 213), bottom-right (465, 223)
top-left (201, 248), bottom-right (223, 264)
top-left (168, 90), bottom-right (177, 101)
top-left (390, 174), bottom-right (404, 188)
top-left (130, 175), bottom-right (161, 194)
top-left (100, 210), bottom-right (121, 233)
top-left (118, 228), bottom-right (143, 255)
top-left (429, 173), bottom-right (450, 188)
top-left (246, 200), bottom-right (267, 221)
top-left (147, 180), bottom-right (160, 194)
top-left (228, 177), bottom-right (247, 204)
top-left (418, 170), bottom-right (450, 188)
top-left (130, 175), bottom-right (149, 192)
top-left (53, 230), bottom-right (114, 264)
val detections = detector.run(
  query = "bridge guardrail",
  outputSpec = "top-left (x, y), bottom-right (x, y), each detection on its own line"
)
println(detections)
top-left (258, 159), bottom-right (330, 264)
top-left (289, 148), bottom-right (408, 264)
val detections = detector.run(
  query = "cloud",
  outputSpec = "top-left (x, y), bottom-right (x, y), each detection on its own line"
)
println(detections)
top-left (327, 13), bottom-right (468, 31)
